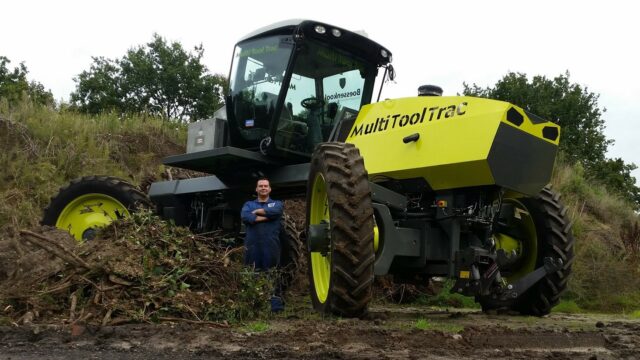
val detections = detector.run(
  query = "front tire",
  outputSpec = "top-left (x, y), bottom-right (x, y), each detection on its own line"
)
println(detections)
top-left (306, 143), bottom-right (375, 317)
top-left (42, 176), bottom-right (149, 241)
top-left (481, 186), bottom-right (574, 315)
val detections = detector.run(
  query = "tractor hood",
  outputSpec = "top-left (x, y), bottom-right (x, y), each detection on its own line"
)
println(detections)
top-left (346, 96), bottom-right (561, 196)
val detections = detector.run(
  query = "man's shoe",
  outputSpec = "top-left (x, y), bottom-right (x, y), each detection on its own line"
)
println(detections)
top-left (270, 296), bottom-right (284, 313)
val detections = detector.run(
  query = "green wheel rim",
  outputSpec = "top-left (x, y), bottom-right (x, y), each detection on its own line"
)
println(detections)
top-left (55, 193), bottom-right (130, 242)
top-left (494, 198), bottom-right (538, 281)
top-left (310, 173), bottom-right (331, 303)
top-left (373, 224), bottom-right (379, 253)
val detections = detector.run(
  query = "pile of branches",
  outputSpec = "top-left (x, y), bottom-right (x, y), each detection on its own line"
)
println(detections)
top-left (0, 211), bottom-right (273, 326)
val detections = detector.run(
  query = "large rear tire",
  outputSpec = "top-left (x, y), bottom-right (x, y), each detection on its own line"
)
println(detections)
top-left (306, 143), bottom-right (375, 317)
top-left (481, 186), bottom-right (574, 315)
top-left (41, 176), bottom-right (149, 241)
top-left (279, 214), bottom-right (303, 291)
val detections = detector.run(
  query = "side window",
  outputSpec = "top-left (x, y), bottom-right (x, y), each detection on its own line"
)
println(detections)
top-left (237, 57), bottom-right (280, 131)
top-left (322, 69), bottom-right (365, 116)
top-left (321, 70), bottom-right (365, 141)
top-left (228, 36), bottom-right (293, 144)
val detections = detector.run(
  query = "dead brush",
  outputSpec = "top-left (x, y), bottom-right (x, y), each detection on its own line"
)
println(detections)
top-left (0, 210), bottom-right (274, 325)
top-left (620, 220), bottom-right (640, 260)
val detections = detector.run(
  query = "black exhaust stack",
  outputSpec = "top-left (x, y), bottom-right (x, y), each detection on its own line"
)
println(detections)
top-left (418, 85), bottom-right (443, 96)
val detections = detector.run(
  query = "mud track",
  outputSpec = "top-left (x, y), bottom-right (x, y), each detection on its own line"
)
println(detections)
top-left (1, 306), bottom-right (638, 359)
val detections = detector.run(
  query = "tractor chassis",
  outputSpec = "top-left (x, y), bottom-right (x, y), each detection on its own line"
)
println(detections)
top-left (148, 146), bottom-right (559, 307)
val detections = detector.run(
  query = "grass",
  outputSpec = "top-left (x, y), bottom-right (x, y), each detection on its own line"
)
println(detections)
top-left (415, 280), bottom-right (480, 309)
top-left (413, 318), bottom-right (464, 333)
top-left (414, 318), bottom-right (430, 330)
top-left (0, 101), bottom-right (186, 233)
top-left (244, 321), bottom-right (270, 332)
top-left (275, 295), bottom-right (323, 320)
top-left (552, 300), bottom-right (583, 314)
top-left (551, 159), bottom-right (640, 313)
top-left (630, 310), bottom-right (640, 319)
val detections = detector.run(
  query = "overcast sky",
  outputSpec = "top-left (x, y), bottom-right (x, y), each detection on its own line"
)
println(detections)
top-left (2, 0), bottom-right (638, 181)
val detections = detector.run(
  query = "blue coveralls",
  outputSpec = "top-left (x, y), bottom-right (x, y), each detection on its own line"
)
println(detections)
top-left (240, 198), bottom-right (284, 270)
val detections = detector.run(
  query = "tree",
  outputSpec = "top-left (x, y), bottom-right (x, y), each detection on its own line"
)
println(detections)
top-left (71, 57), bottom-right (123, 115)
top-left (464, 72), bottom-right (610, 167)
top-left (591, 158), bottom-right (640, 206)
top-left (0, 56), bottom-right (54, 106)
top-left (464, 71), bottom-right (639, 207)
top-left (71, 34), bottom-right (228, 122)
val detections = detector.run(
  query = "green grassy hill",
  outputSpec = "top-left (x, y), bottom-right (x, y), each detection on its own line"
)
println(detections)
top-left (552, 157), bottom-right (640, 312)
top-left (1, 102), bottom-right (638, 313)
top-left (0, 100), bottom-right (186, 233)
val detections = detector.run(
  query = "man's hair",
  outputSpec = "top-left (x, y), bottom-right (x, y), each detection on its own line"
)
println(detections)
top-left (256, 177), bottom-right (270, 184)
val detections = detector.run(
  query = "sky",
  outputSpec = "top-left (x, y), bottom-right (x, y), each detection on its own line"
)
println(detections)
top-left (2, 0), bottom-right (639, 181)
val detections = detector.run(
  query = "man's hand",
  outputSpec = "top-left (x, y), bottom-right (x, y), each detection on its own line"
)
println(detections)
top-left (252, 208), bottom-right (266, 216)
top-left (254, 215), bottom-right (268, 222)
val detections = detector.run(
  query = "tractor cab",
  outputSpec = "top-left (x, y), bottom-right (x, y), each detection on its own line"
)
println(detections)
top-left (226, 20), bottom-right (393, 161)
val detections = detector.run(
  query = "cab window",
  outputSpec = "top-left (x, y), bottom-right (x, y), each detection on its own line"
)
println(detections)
top-left (274, 41), bottom-right (372, 156)
top-left (229, 36), bottom-right (293, 143)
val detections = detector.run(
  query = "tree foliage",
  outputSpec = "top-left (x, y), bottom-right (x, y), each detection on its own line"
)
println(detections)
top-left (71, 34), bottom-right (227, 122)
top-left (591, 158), bottom-right (640, 206)
top-left (464, 71), bottom-right (639, 207)
top-left (0, 56), bottom-right (54, 106)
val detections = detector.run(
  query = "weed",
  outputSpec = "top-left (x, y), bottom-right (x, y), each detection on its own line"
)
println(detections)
top-left (414, 318), bottom-right (429, 330)
top-left (245, 321), bottom-right (270, 332)
top-left (417, 279), bottom-right (479, 309)
top-left (553, 300), bottom-right (583, 314)
top-left (413, 318), bottom-right (464, 333)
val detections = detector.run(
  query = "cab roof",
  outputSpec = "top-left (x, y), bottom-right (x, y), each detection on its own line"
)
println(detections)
top-left (236, 19), bottom-right (393, 67)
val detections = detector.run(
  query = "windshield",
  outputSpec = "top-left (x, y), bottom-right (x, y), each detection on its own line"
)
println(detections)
top-left (274, 40), bottom-right (374, 155)
top-left (229, 35), bottom-right (294, 144)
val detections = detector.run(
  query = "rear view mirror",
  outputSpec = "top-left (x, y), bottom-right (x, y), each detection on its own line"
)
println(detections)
top-left (387, 64), bottom-right (396, 81)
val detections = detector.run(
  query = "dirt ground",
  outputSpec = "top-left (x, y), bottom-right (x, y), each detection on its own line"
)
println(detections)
top-left (1, 304), bottom-right (638, 360)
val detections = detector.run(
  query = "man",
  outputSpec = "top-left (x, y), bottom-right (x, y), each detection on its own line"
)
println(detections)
top-left (240, 178), bottom-right (285, 312)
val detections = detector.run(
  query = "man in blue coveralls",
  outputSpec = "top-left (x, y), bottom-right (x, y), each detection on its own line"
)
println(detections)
top-left (240, 177), bottom-right (285, 312)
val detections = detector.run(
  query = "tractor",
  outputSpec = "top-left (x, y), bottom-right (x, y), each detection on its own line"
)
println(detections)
top-left (42, 20), bottom-right (574, 317)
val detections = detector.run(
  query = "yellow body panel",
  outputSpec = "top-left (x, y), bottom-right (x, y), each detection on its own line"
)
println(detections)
top-left (346, 96), bottom-right (560, 193)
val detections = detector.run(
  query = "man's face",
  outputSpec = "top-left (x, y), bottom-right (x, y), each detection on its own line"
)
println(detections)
top-left (256, 180), bottom-right (271, 197)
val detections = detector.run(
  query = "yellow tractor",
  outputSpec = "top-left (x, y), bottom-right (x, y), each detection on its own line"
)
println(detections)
top-left (43, 20), bottom-right (573, 317)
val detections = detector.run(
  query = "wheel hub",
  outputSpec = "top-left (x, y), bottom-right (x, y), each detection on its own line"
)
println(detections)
top-left (81, 228), bottom-right (97, 241)
top-left (55, 193), bottom-right (130, 242)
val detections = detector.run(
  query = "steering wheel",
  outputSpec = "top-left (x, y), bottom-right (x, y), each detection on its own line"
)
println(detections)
top-left (301, 97), bottom-right (325, 110)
